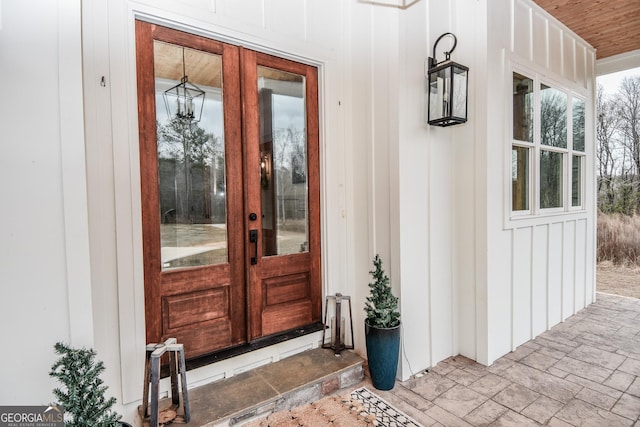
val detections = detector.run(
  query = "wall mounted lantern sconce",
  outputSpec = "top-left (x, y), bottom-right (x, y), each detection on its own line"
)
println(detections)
top-left (163, 47), bottom-right (205, 123)
top-left (426, 32), bottom-right (469, 127)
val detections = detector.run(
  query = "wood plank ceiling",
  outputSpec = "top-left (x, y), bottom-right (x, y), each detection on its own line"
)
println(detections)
top-left (533, 0), bottom-right (640, 59)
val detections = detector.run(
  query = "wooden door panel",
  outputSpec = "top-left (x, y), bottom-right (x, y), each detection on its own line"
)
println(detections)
top-left (242, 50), bottom-right (322, 341)
top-left (136, 21), bottom-right (245, 359)
top-left (263, 273), bottom-right (310, 305)
top-left (162, 288), bottom-right (230, 330)
top-left (262, 301), bottom-right (313, 336)
top-left (163, 320), bottom-right (232, 359)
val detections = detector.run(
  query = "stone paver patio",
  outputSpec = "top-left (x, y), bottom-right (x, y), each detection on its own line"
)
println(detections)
top-left (371, 292), bottom-right (640, 426)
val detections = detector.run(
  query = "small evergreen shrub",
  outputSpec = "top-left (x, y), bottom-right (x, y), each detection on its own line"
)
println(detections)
top-left (364, 254), bottom-right (400, 328)
top-left (50, 342), bottom-right (121, 427)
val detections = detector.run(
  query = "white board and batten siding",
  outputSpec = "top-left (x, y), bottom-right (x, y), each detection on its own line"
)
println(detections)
top-left (82, 0), bottom-right (356, 411)
top-left (482, 0), bottom-right (596, 365)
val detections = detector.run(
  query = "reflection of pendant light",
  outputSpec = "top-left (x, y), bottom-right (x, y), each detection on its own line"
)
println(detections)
top-left (163, 47), bottom-right (205, 122)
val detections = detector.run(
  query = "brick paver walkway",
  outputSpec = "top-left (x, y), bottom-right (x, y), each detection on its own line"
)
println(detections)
top-left (372, 292), bottom-right (640, 426)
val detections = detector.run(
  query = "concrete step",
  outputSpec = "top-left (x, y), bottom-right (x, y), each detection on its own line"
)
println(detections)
top-left (184, 348), bottom-right (364, 426)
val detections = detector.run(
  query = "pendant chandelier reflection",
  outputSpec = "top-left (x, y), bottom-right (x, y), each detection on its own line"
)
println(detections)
top-left (163, 47), bottom-right (205, 123)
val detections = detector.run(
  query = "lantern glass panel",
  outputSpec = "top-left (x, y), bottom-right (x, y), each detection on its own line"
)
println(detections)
top-left (428, 67), bottom-right (450, 122)
top-left (452, 65), bottom-right (467, 119)
top-left (428, 61), bottom-right (468, 126)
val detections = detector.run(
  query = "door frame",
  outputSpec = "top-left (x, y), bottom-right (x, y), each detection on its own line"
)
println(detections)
top-left (136, 21), bottom-right (249, 358)
top-left (241, 49), bottom-right (323, 341)
top-left (135, 19), bottom-right (325, 361)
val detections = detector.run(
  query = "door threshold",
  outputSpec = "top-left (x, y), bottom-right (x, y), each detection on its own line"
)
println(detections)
top-left (182, 347), bottom-right (364, 426)
top-left (165, 322), bottom-right (325, 376)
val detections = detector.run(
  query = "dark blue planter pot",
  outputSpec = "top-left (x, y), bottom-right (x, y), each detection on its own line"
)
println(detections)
top-left (365, 320), bottom-right (400, 390)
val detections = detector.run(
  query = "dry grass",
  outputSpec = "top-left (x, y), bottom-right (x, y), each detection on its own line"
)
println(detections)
top-left (597, 212), bottom-right (640, 265)
top-left (597, 261), bottom-right (640, 298)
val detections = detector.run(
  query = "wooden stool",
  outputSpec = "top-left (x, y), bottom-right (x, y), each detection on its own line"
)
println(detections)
top-left (140, 338), bottom-right (190, 426)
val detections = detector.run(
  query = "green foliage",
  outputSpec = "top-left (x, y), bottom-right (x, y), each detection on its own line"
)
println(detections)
top-left (50, 342), bottom-right (121, 427)
top-left (364, 254), bottom-right (400, 328)
top-left (598, 176), bottom-right (640, 216)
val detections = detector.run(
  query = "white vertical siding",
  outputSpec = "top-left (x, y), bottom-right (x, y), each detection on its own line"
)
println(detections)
top-left (0, 0), bottom-right (90, 405)
top-left (480, 0), bottom-right (596, 364)
top-left (547, 222), bottom-right (563, 326)
top-left (575, 219), bottom-right (587, 310)
top-left (531, 225), bottom-right (548, 337)
top-left (217, 0), bottom-right (264, 28)
top-left (512, 227), bottom-right (533, 348)
top-left (455, 0), bottom-right (485, 363)
top-left (427, 0), bottom-right (455, 366)
top-left (429, 130), bottom-right (454, 362)
top-left (265, 0), bottom-right (306, 38)
top-left (513, 0), bottom-right (532, 60)
top-left (396, 0), bottom-right (432, 379)
top-left (576, 45), bottom-right (587, 88)
top-left (506, 218), bottom-right (591, 348)
top-left (306, 0), bottom-right (343, 50)
top-left (532, 11), bottom-right (548, 68)
top-left (563, 33), bottom-right (575, 81)
top-left (562, 222), bottom-right (576, 319)
top-left (549, 25), bottom-right (563, 76)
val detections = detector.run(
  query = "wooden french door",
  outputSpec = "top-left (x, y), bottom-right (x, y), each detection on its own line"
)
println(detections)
top-left (135, 21), bottom-right (321, 359)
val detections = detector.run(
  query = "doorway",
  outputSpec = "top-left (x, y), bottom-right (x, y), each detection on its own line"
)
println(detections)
top-left (135, 21), bottom-right (321, 360)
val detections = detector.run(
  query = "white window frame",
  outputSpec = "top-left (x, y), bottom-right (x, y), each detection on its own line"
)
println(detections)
top-left (570, 95), bottom-right (586, 211)
top-left (508, 65), bottom-right (587, 223)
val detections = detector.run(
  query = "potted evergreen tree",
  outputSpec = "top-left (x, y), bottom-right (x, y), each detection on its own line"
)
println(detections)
top-left (50, 342), bottom-right (132, 427)
top-left (364, 254), bottom-right (401, 390)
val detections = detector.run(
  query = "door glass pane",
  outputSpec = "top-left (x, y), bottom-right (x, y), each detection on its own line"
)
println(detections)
top-left (513, 73), bottom-right (534, 142)
top-left (572, 155), bottom-right (582, 207)
top-left (540, 150), bottom-right (564, 209)
top-left (541, 84), bottom-right (567, 148)
top-left (512, 146), bottom-right (530, 211)
top-left (257, 66), bottom-right (309, 257)
top-left (573, 97), bottom-right (585, 152)
top-left (154, 41), bottom-right (227, 269)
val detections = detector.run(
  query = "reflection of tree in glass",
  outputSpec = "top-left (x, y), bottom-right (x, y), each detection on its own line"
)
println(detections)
top-left (539, 86), bottom-right (567, 209)
top-left (540, 150), bottom-right (563, 208)
top-left (513, 73), bottom-right (533, 142)
top-left (540, 85), bottom-right (567, 148)
top-left (291, 142), bottom-right (306, 184)
top-left (541, 86), bottom-right (567, 148)
top-left (573, 99), bottom-right (585, 151)
top-left (272, 127), bottom-right (307, 224)
top-left (157, 118), bottom-right (225, 223)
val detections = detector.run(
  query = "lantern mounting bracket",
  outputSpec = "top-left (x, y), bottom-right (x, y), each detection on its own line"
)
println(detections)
top-left (428, 32), bottom-right (458, 70)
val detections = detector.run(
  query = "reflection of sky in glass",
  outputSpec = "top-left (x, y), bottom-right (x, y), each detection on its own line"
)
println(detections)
top-left (272, 94), bottom-right (304, 131)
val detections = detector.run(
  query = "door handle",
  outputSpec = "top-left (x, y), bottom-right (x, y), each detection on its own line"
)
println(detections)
top-left (249, 229), bottom-right (258, 265)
